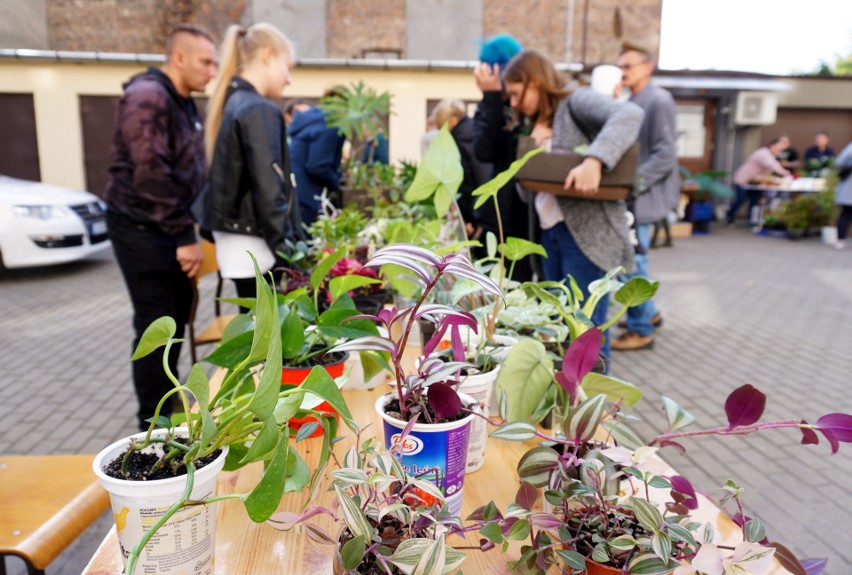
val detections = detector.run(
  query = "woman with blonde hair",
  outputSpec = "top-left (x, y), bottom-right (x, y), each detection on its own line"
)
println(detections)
top-left (502, 49), bottom-right (644, 358)
top-left (200, 23), bottom-right (303, 299)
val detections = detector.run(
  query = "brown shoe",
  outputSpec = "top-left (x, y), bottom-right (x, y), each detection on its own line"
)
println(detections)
top-left (611, 331), bottom-right (655, 351)
top-left (617, 313), bottom-right (663, 330)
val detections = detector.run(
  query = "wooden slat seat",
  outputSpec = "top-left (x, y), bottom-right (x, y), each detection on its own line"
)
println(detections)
top-left (0, 455), bottom-right (110, 575)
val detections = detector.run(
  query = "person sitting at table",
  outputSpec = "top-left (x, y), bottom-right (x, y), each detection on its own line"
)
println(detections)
top-left (775, 135), bottom-right (799, 172)
top-left (726, 135), bottom-right (791, 224)
top-left (803, 131), bottom-right (836, 176)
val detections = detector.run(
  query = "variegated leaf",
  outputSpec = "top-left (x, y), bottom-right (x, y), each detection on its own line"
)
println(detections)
top-left (371, 243), bottom-right (442, 266)
top-left (630, 496), bottom-right (664, 532)
top-left (564, 394), bottom-right (607, 443)
top-left (627, 553), bottom-right (676, 575)
top-left (334, 485), bottom-right (373, 541)
top-left (661, 395), bottom-right (696, 432)
top-left (516, 446), bottom-right (560, 487)
top-left (330, 468), bottom-right (369, 485)
top-left (651, 530), bottom-right (672, 564)
top-left (490, 421), bottom-right (537, 442)
top-left (330, 335), bottom-right (397, 355)
top-left (412, 534), bottom-right (446, 575)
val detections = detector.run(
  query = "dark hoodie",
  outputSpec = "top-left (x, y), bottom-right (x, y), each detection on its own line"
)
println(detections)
top-left (452, 116), bottom-right (492, 232)
top-left (104, 67), bottom-right (205, 246)
top-left (287, 107), bottom-right (345, 226)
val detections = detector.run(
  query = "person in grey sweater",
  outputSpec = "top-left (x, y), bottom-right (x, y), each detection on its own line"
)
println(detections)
top-left (610, 43), bottom-right (680, 351)
top-left (502, 50), bottom-right (644, 359)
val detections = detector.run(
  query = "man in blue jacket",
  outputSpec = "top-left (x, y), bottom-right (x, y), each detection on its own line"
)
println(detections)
top-left (611, 43), bottom-right (679, 351)
top-left (287, 101), bottom-right (345, 226)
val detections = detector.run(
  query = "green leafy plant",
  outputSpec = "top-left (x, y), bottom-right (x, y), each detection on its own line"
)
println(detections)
top-left (104, 257), bottom-right (357, 574)
top-left (679, 166), bottom-right (733, 201)
top-left (267, 429), bottom-right (467, 574)
top-left (208, 248), bottom-right (387, 376)
top-left (319, 81), bottom-right (391, 162)
top-left (473, 328), bottom-right (852, 574)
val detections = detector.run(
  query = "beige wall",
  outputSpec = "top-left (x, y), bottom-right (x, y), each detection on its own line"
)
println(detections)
top-left (0, 60), bottom-right (483, 190)
top-left (777, 77), bottom-right (852, 110)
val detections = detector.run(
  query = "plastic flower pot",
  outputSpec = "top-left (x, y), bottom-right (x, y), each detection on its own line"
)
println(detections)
top-left (281, 351), bottom-right (348, 437)
top-left (92, 429), bottom-right (228, 575)
top-left (458, 365), bottom-right (501, 473)
top-left (375, 391), bottom-right (478, 516)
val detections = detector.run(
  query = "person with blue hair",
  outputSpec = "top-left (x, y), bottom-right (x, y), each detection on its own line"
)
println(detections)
top-left (479, 33), bottom-right (523, 70)
top-left (471, 34), bottom-right (536, 280)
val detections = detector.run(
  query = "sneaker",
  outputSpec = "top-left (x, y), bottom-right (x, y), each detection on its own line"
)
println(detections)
top-left (611, 331), bottom-right (655, 351)
top-left (835, 241), bottom-right (846, 250)
top-left (617, 312), bottom-right (663, 330)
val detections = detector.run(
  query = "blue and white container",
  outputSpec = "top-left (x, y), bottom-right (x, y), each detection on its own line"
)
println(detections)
top-left (376, 391), bottom-right (478, 516)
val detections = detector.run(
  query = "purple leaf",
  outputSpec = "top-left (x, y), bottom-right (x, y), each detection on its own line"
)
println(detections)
top-left (530, 512), bottom-right (564, 530)
top-left (450, 323), bottom-right (465, 363)
top-left (560, 328), bottom-right (603, 399)
top-left (554, 372), bottom-right (575, 398)
top-left (769, 543), bottom-right (810, 575)
top-left (515, 481), bottom-right (538, 511)
top-left (801, 558), bottom-right (828, 575)
top-left (800, 421), bottom-right (819, 446)
top-left (725, 384), bottom-right (766, 428)
top-left (376, 307), bottom-right (398, 328)
top-left (427, 382), bottom-right (462, 419)
top-left (816, 413), bottom-right (852, 442)
top-left (668, 475), bottom-right (698, 510)
top-left (658, 440), bottom-right (687, 455)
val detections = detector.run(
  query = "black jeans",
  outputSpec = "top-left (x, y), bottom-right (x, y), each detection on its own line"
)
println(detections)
top-left (107, 210), bottom-right (193, 429)
top-left (837, 206), bottom-right (852, 240)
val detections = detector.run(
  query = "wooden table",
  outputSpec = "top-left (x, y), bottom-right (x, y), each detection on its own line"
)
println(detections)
top-left (83, 386), bottom-right (793, 574)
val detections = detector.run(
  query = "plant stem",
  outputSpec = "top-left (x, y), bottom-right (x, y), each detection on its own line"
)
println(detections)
top-left (126, 461), bottom-right (196, 575)
top-left (651, 419), bottom-right (809, 445)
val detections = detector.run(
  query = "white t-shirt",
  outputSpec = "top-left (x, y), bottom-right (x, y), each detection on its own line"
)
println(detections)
top-left (532, 136), bottom-right (566, 231)
top-left (211, 231), bottom-right (276, 279)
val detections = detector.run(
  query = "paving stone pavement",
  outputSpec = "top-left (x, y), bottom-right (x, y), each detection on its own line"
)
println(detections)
top-left (1, 226), bottom-right (851, 574)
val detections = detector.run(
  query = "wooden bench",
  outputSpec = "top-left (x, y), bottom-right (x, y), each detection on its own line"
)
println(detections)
top-left (0, 455), bottom-right (110, 575)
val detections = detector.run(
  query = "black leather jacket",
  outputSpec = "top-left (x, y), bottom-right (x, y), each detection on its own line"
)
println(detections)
top-left (201, 77), bottom-right (303, 256)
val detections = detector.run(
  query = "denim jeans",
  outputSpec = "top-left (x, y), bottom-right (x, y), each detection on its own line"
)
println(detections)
top-left (540, 223), bottom-right (610, 360)
top-left (625, 223), bottom-right (659, 337)
top-left (107, 210), bottom-right (194, 429)
top-left (727, 184), bottom-right (761, 224)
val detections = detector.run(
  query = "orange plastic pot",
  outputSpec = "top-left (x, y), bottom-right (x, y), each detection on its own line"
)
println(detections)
top-left (281, 352), bottom-right (347, 438)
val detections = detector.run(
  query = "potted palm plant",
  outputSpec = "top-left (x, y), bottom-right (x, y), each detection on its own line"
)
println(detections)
top-left (92, 257), bottom-right (356, 575)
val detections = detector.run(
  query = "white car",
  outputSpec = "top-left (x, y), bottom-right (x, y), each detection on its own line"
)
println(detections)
top-left (0, 175), bottom-right (111, 270)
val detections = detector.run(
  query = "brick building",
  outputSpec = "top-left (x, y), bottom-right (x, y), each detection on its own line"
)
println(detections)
top-left (1, 0), bottom-right (662, 66)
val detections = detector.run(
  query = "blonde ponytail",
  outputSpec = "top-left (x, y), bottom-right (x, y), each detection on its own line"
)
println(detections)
top-left (204, 25), bottom-right (243, 165)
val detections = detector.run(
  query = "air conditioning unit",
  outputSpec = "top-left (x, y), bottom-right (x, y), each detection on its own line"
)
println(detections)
top-left (734, 92), bottom-right (778, 126)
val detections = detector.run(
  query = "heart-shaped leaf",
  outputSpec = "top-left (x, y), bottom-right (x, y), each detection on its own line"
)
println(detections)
top-left (515, 482), bottom-right (538, 511)
top-left (725, 384), bottom-right (766, 428)
top-left (131, 316), bottom-right (176, 360)
top-left (427, 382), bottom-right (462, 420)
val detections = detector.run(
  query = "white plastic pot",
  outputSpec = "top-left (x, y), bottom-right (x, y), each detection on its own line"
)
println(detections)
top-left (458, 365), bottom-right (501, 473)
top-left (92, 429), bottom-right (228, 575)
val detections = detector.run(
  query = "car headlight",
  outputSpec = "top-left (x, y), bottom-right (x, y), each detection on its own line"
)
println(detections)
top-left (12, 205), bottom-right (71, 220)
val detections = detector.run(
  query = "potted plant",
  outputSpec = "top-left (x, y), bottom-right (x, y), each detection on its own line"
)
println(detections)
top-left (266, 427), bottom-right (468, 574)
top-left (475, 327), bottom-right (852, 574)
top-left (92, 258), bottom-right (357, 575)
top-left (206, 247), bottom-right (387, 437)
top-left (330, 242), bottom-right (503, 515)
